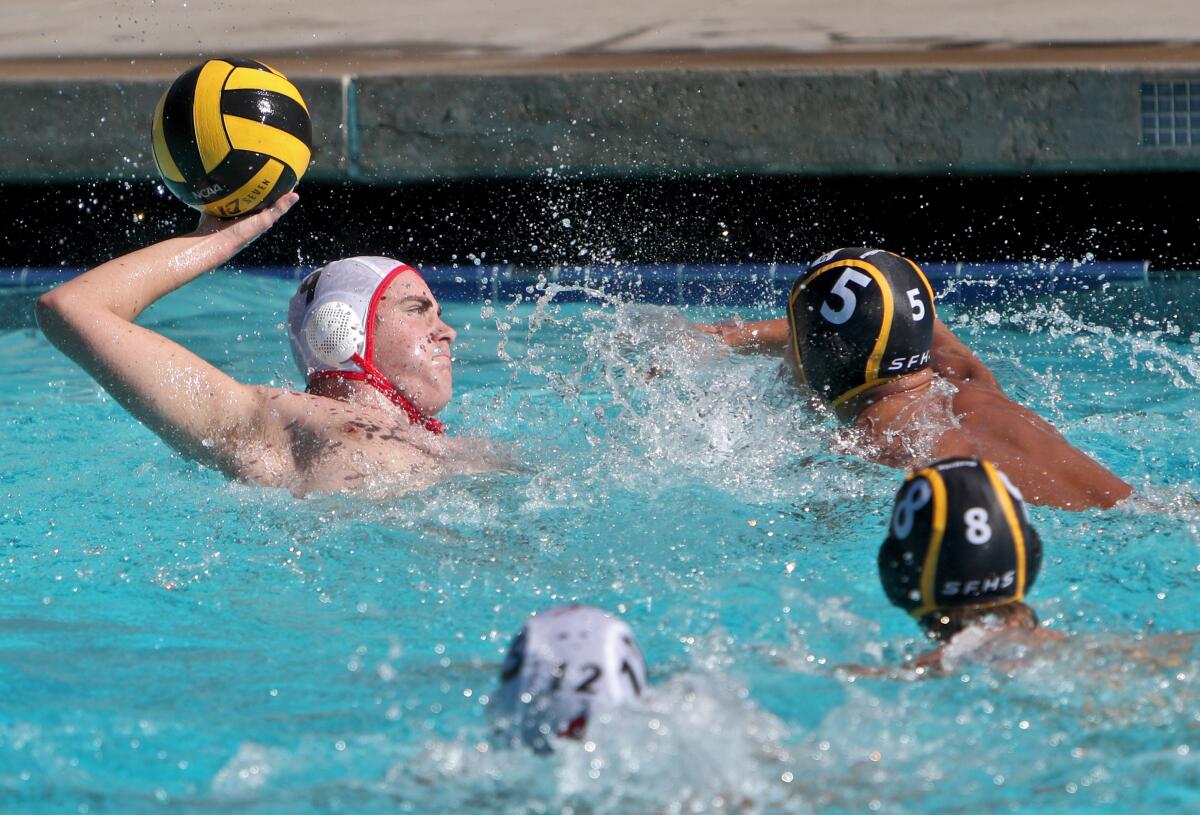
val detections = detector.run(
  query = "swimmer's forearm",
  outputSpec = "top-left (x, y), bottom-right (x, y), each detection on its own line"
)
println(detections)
top-left (44, 234), bottom-right (229, 322)
top-left (738, 319), bottom-right (790, 350)
top-left (696, 317), bottom-right (790, 353)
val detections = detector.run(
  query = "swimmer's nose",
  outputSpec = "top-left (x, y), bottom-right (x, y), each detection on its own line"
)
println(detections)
top-left (434, 315), bottom-right (457, 346)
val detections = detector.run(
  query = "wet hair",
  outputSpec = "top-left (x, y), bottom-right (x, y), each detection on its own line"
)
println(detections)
top-left (787, 248), bottom-right (936, 406)
top-left (878, 457), bottom-right (1043, 621)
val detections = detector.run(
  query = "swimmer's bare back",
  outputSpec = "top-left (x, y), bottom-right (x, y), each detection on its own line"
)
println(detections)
top-left (35, 195), bottom-right (490, 496)
top-left (696, 317), bottom-right (1132, 510)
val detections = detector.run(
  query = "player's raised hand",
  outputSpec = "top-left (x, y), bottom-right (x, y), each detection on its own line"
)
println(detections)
top-left (190, 191), bottom-right (299, 250)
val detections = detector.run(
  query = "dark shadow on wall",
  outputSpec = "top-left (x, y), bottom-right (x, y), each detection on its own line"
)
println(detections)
top-left (3, 172), bottom-right (1199, 271)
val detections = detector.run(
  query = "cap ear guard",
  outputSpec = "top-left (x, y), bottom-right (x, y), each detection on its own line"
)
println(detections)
top-left (287, 256), bottom-right (410, 381)
top-left (878, 457), bottom-right (1042, 620)
top-left (302, 301), bottom-right (367, 366)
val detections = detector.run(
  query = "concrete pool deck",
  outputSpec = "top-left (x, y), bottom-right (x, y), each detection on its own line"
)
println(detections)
top-left (2, 1), bottom-right (1200, 182)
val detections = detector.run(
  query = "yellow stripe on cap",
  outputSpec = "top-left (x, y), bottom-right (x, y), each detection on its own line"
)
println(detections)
top-left (858, 260), bottom-right (895, 384)
top-left (193, 59), bottom-right (234, 173)
top-left (910, 467), bottom-right (948, 619)
top-left (224, 66), bottom-right (309, 112)
top-left (151, 92), bottom-right (185, 183)
top-left (796, 258), bottom-right (895, 392)
top-left (203, 158), bottom-right (285, 219)
top-left (787, 280), bottom-right (809, 385)
top-left (981, 460), bottom-right (1028, 602)
top-left (797, 259), bottom-right (840, 290)
top-left (830, 375), bottom-right (900, 408)
top-left (222, 115), bottom-right (312, 178)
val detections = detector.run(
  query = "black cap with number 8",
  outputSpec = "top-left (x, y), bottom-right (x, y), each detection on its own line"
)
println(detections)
top-left (878, 457), bottom-right (1043, 619)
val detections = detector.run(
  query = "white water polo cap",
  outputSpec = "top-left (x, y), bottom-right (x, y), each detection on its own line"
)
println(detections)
top-left (492, 605), bottom-right (648, 752)
top-left (286, 257), bottom-right (445, 433)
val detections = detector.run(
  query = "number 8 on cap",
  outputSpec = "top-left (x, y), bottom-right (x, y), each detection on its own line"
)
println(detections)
top-left (878, 457), bottom-right (1043, 620)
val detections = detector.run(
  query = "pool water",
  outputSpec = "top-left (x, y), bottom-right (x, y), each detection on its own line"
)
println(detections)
top-left (1, 270), bottom-right (1199, 814)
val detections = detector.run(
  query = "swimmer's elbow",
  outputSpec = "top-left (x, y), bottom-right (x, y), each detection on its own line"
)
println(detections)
top-left (34, 288), bottom-right (75, 346)
top-left (36, 284), bottom-right (126, 351)
top-left (1095, 477), bottom-right (1134, 509)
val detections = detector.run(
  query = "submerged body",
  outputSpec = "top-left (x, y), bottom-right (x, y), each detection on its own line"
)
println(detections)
top-left (837, 610), bottom-right (1064, 680)
top-left (36, 195), bottom-right (500, 496)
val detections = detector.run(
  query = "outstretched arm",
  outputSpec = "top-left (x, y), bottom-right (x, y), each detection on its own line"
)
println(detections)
top-left (35, 193), bottom-right (298, 477)
top-left (694, 317), bottom-right (790, 354)
top-left (695, 313), bottom-right (1008, 387)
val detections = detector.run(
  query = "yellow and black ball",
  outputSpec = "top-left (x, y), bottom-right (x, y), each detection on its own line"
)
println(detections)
top-left (151, 58), bottom-right (312, 219)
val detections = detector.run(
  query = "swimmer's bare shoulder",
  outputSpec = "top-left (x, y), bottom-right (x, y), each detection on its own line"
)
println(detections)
top-left (856, 380), bottom-right (1131, 509)
top-left (929, 320), bottom-right (1004, 391)
top-left (842, 321), bottom-right (1131, 509)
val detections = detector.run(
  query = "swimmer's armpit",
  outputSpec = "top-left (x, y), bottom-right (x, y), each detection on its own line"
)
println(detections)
top-left (694, 317), bottom-right (790, 354)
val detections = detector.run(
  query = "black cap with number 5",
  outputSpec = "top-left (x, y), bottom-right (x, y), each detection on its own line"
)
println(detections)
top-left (787, 247), bottom-right (936, 407)
top-left (878, 457), bottom-right (1043, 620)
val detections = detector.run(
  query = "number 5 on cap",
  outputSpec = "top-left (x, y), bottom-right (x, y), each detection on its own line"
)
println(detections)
top-left (820, 269), bottom-right (872, 325)
top-left (906, 288), bottom-right (926, 321)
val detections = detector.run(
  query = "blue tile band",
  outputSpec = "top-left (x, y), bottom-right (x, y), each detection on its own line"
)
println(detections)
top-left (3, 260), bottom-right (1151, 306)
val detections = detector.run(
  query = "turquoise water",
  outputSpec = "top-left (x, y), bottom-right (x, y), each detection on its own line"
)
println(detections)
top-left (2, 271), bottom-right (1199, 814)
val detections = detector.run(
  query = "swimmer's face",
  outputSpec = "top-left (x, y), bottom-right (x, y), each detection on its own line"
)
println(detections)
top-left (371, 273), bottom-right (456, 416)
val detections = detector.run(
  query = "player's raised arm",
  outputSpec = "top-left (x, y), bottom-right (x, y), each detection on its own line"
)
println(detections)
top-left (35, 193), bottom-right (299, 478)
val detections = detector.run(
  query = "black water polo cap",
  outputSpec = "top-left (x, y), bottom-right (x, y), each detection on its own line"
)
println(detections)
top-left (878, 457), bottom-right (1043, 619)
top-left (787, 248), bottom-right (937, 407)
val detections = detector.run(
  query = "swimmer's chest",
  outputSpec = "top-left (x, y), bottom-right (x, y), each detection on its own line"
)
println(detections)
top-left (289, 415), bottom-right (444, 493)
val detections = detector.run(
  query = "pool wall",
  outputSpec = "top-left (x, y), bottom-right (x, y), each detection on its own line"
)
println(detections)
top-left (5, 54), bottom-right (1200, 285)
top-left (4, 62), bottom-right (1200, 185)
